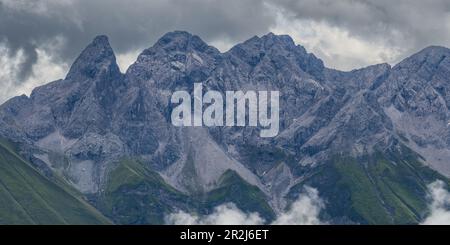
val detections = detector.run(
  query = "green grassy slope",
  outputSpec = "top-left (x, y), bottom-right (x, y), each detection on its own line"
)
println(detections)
top-left (0, 139), bottom-right (110, 225)
top-left (204, 170), bottom-right (275, 221)
top-left (97, 159), bottom-right (276, 224)
top-left (97, 159), bottom-right (195, 224)
top-left (289, 146), bottom-right (450, 224)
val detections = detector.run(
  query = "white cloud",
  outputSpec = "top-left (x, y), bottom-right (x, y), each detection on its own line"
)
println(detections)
top-left (272, 186), bottom-right (324, 225)
top-left (421, 180), bottom-right (450, 225)
top-left (270, 9), bottom-right (404, 71)
top-left (165, 186), bottom-right (325, 225)
top-left (0, 41), bottom-right (68, 104)
top-left (271, 0), bottom-right (450, 69)
top-left (166, 203), bottom-right (265, 225)
top-left (0, 44), bottom-right (25, 101)
top-left (116, 49), bottom-right (140, 73)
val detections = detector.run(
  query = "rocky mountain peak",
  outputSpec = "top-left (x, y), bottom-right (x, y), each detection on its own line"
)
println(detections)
top-left (394, 45), bottom-right (450, 73)
top-left (128, 31), bottom-right (220, 90)
top-left (419, 45), bottom-right (450, 56)
top-left (261, 32), bottom-right (297, 48)
top-left (228, 32), bottom-right (324, 77)
top-left (230, 32), bottom-right (297, 55)
top-left (145, 30), bottom-right (219, 55)
top-left (65, 35), bottom-right (121, 81)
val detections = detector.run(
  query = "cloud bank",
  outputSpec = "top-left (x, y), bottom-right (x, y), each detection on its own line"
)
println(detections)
top-left (166, 203), bottom-right (266, 225)
top-left (271, 186), bottom-right (324, 225)
top-left (421, 180), bottom-right (450, 225)
top-left (166, 186), bottom-right (325, 225)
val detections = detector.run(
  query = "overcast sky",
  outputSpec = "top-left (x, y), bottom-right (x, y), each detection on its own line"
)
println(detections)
top-left (1, 0), bottom-right (450, 103)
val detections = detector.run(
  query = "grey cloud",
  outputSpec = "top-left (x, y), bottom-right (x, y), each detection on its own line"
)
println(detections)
top-left (274, 0), bottom-right (450, 61)
top-left (0, 0), bottom-right (276, 83)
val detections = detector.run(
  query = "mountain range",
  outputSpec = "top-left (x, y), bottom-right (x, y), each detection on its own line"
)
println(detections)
top-left (1, 31), bottom-right (450, 224)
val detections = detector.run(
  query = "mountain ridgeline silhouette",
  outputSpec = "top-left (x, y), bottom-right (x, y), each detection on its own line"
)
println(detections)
top-left (0, 31), bottom-right (450, 224)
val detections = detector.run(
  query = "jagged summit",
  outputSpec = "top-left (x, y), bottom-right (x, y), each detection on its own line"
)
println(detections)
top-left (66, 35), bottom-right (121, 81)
top-left (140, 30), bottom-right (220, 56)
top-left (394, 45), bottom-right (450, 70)
top-left (226, 31), bottom-right (324, 77)
top-left (230, 32), bottom-right (298, 54)
top-left (409, 45), bottom-right (450, 61)
top-left (419, 45), bottom-right (450, 54)
top-left (261, 32), bottom-right (297, 48)
top-left (68, 32), bottom-right (450, 85)
top-left (156, 30), bottom-right (194, 44)
top-left (239, 32), bottom-right (297, 48)
top-left (92, 35), bottom-right (110, 45)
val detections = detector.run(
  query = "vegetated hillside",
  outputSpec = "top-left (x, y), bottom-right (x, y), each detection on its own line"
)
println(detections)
top-left (0, 138), bottom-right (110, 224)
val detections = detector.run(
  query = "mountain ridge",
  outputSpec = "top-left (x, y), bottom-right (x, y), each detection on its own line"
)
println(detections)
top-left (1, 31), bottom-right (449, 224)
